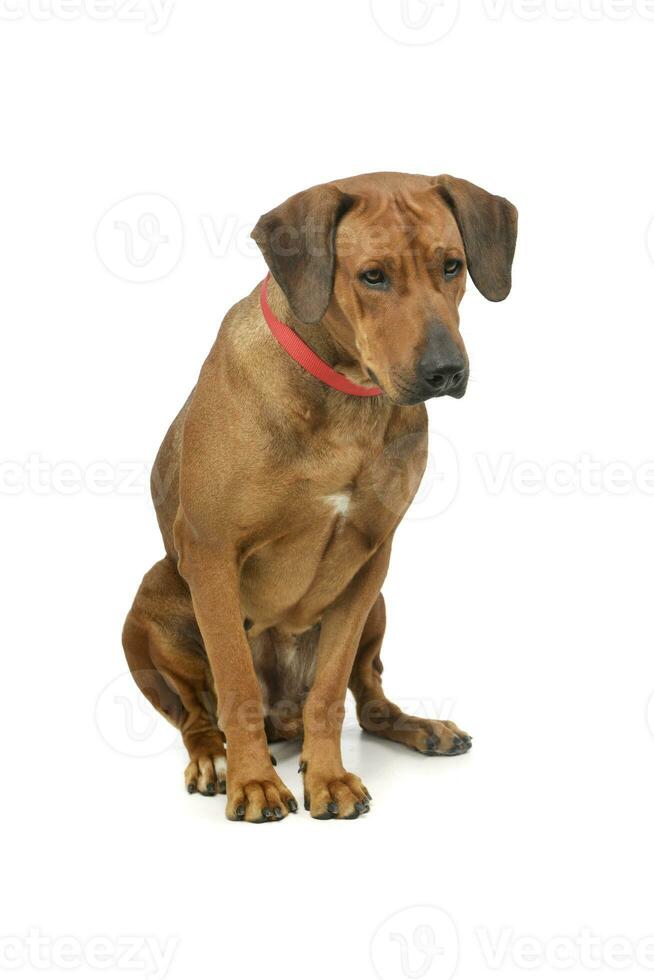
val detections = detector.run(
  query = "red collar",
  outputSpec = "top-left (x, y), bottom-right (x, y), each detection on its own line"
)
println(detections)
top-left (260, 275), bottom-right (382, 397)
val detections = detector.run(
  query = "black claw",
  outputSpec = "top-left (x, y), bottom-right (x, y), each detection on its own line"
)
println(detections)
top-left (262, 807), bottom-right (272, 818)
top-left (354, 801), bottom-right (366, 814)
top-left (453, 736), bottom-right (463, 748)
top-left (270, 754), bottom-right (277, 766)
top-left (206, 782), bottom-right (216, 795)
top-left (243, 617), bottom-right (253, 631)
top-left (274, 806), bottom-right (282, 818)
top-left (287, 798), bottom-right (298, 813)
top-left (218, 780), bottom-right (227, 794)
top-left (298, 760), bottom-right (307, 774)
top-left (304, 794), bottom-right (310, 811)
top-left (187, 782), bottom-right (197, 794)
top-left (326, 801), bottom-right (338, 815)
top-left (235, 804), bottom-right (245, 819)
top-left (426, 735), bottom-right (439, 750)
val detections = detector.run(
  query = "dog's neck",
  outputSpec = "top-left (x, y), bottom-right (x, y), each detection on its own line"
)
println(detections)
top-left (265, 276), bottom-right (374, 390)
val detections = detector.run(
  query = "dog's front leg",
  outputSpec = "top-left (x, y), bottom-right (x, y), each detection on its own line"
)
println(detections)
top-left (301, 542), bottom-right (392, 819)
top-left (176, 526), bottom-right (297, 823)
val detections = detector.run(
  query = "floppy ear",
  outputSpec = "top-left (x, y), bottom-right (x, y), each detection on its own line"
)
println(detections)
top-left (251, 184), bottom-right (355, 324)
top-left (434, 175), bottom-right (518, 302)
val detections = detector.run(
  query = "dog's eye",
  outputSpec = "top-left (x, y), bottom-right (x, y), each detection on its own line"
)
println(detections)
top-left (444, 258), bottom-right (462, 280)
top-left (360, 268), bottom-right (387, 288)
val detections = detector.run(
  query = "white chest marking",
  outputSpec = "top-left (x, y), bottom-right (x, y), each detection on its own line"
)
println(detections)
top-left (323, 491), bottom-right (351, 518)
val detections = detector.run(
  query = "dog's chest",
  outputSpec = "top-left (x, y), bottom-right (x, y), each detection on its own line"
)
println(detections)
top-left (240, 425), bottom-right (427, 631)
top-left (241, 489), bottom-right (385, 630)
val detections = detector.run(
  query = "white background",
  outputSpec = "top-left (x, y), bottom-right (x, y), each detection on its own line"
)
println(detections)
top-left (3, 2), bottom-right (654, 978)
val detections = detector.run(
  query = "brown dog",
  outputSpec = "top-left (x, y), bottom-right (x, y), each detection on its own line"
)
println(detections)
top-left (122, 172), bottom-right (517, 821)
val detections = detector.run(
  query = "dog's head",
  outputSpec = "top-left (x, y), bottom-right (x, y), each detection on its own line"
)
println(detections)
top-left (252, 172), bottom-right (517, 405)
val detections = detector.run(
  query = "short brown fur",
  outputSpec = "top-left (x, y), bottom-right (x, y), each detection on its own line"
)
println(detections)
top-left (123, 171), bottom-right (517, 821)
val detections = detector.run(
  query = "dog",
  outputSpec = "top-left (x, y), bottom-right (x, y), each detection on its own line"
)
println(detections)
top-left (122, 171), bottom-right (518, 822)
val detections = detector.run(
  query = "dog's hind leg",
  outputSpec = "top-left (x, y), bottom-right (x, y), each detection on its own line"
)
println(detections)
top-left (122, 557), bottom-right (227, 795)
top-left (348, 593), bottom-right (472, 757)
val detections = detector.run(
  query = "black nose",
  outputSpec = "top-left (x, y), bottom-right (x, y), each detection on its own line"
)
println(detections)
top-left (416, 324), bottom-right (468, 398)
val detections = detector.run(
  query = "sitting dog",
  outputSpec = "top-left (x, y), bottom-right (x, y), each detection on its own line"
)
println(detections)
top-left (122, 171), bottom-right (518, 821)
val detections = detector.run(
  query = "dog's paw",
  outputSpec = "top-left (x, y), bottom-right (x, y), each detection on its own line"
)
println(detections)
top-left (301, 763), bottom-right (371, 820)
top-left (226, 768), bottom-right (298, 823)
top-left (410, 719), bottom-right (472, 756)
top-left (185, 749), bottom-right (227, 796)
